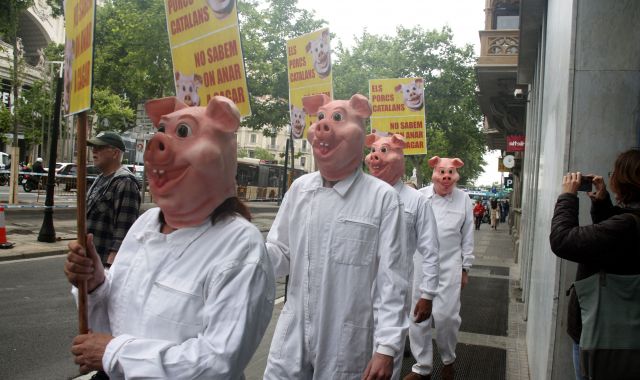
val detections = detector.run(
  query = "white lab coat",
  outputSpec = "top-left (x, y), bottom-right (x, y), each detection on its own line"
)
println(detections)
top-left (408, 185), bottom-right (474, 375)
top-left (388, 181), bottom-right (439, 380)
top-left (73, 208), bottom-right (275, 379)
top-left (394, 181), bottom-right (439, 300)
top-left (264, 169), bottom-right (409, 379)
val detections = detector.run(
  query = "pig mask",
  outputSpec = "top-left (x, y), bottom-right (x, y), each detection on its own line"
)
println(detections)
top-left (429, 156), bottom-right (464, 196)
top-left (303, 94), bottom-right (372, 182)
top-left (144, 96), bottom-right (240, 229)
top-left (365, 133), bottom-right (406, 186)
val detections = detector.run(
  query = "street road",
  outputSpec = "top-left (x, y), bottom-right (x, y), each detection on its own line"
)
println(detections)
top-left (0, 256), bottom-right (79, 380)
top-left (0, 204), bottom-right (281, 380)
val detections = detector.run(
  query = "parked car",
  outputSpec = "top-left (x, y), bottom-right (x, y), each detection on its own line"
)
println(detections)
top-left (54, 162), bottom-right (74, 174)
top-left (57, 164), bottom-right (100, 191)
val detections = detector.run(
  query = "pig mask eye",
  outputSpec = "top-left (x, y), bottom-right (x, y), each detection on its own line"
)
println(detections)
top-left (157, 123), bottom-right (166, 133)
top-left (380, 146), bottom-right (388, 153)
top-left (331, 112), bottom-right (343, 122)
top-left (317, 112), bottom-right (325, 120)
top-left (176, 123), bottom-right (193, 138)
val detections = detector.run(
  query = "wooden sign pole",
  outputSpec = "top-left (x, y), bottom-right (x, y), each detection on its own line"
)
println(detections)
top-left (76, 111), bottom-right (88, 334)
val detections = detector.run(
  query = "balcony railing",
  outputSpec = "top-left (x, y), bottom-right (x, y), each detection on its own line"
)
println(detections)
top-left (478, 30), bottom-right (519, 65)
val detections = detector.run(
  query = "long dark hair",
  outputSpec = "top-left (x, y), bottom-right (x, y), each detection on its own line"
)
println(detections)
top-left (210, 196), bottom-right (252, 224)
top-left (610, 149), bottom-right (640, 205)
top-left (159, 197), bottom-right (252, 227)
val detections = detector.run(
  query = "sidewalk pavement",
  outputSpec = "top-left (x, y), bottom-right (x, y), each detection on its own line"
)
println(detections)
top-left (243, 223), bottom-right (531, 380)
top-left (0, 202), bottom-right (280, 263)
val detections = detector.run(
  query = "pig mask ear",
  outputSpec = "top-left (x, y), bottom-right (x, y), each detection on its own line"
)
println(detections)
top-left (390, 134), bottom-right (406, 149)
top-left (348, 94), bottom-right (372, 119)
top-left (452, 158), bottom-right (465, 168)
top-left (302, 94), bottom-right (332, 116)
top-left (145, 97), bottom-right (189, 127)
top-left (428, 156), bottom-right (441, 168)
top-left (364, 133), bottom-right (379, 148)
top-left (205, 96), bottom-right (241, 133)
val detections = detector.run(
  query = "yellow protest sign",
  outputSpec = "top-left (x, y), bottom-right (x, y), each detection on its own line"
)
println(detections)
top-left (164, 0), bottom-right (251, 116)
top-left (63, 0), bottom-right (96, 116)
top-left (369, 78), bottom-right (427, 155)
top-left (287, 28), bottom-right (333, 139)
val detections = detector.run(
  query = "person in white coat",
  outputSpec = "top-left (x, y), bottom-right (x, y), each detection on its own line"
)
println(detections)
top-left (264, 94), bottom-right (409, 380)
top-left (64, 96), bottom-right (275, 379)
top-left (365, 133), bottom-right (440, 380)
top-left (405, 156), bottom-right (474, 380)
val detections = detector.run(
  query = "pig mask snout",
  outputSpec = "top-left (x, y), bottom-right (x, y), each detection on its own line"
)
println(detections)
top-left (314, 121), bottom-right (332, 137)
top-left (146, 132), bottom-right (173, 166)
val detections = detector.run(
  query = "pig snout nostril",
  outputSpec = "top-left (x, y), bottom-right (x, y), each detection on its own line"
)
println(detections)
top-left (159, 142), bottom-right (165, 151)
top-left (323, 124), bottom-right (330, 132)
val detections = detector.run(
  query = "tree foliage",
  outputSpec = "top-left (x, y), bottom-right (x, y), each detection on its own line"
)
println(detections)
top-left (14, 81), bottom-right (50, 146)
top-left (45, 0), bottom-right (64, 19)
top-left (334, 26), bottom-right (485, 185)
top-left (238, 0), bottom-right (325, 136)
top-left (35, 0), bottom-right (485, 185)
top-left (0, 42), bottom-right (65, 149)
top-left (254, 147), bottom-right (275, 161)
top-left (72, 0), bottom-right (324, 137)
top-left (92, 0), bottom-right (174, 110)
top-left (92, 88), bottom-right (135, 133)
top-left (0, 1), bottom-right (34, 38)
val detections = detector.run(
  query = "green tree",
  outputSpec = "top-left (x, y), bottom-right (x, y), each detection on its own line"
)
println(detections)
top-left (0, 0), bottom-right (34, 145)
top-left (10, 42), bottom-right (67, 156)
top-left (238, 0), bottom-right (326, 136)
top-left (334, 26), bottom-right (485, 186)
top-left (254, 147), bottom-right (276, 161)
top-left (45, 0), bottom-right (63, 18)
top-left (92, 0), bottom-right (174, 108)
top-left (0, 106), bottom-right (12, 142)
top-left (92, 88), bottom-right (135, 133)
top-left (52, 0), bottom-right (323, 137)
top-left (15, 81), bottom-right (49, 147)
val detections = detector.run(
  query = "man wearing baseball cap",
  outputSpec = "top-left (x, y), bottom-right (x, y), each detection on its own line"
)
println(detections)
top-left (86, 131), bottom-right (141, 269)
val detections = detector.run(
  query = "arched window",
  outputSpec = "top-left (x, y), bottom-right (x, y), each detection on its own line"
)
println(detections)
top-left (494, 1), bottom-right (519, 30)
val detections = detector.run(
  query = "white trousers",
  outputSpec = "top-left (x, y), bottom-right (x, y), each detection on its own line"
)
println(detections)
top-left (408, 253), bottom-right (461, 375)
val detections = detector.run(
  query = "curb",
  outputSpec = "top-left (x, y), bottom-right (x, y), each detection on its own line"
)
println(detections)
top-left (0, 247), bottom-right (67, 262)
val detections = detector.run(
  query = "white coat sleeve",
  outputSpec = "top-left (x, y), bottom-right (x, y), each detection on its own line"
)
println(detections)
top-left (416, 197), bottom-right (439, 299)
top-left (374, 193), bottom-right (409, 357)
top-left (266, 189), bottom-right (292, 278)
top-left (101, 244), bottom-right (276, 380)
top-left (461, 194), bottom-right (475, 269)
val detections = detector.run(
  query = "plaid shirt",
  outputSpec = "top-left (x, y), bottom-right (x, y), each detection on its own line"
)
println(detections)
top-left (87, 167), bottom-right (141, 263)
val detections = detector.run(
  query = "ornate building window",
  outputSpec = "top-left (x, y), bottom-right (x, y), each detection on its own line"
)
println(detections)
top-left (494, 1), bottom-right (519, 30)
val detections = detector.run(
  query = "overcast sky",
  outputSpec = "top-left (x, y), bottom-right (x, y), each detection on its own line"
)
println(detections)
top-left (295, 0), bottom-right (502, 186)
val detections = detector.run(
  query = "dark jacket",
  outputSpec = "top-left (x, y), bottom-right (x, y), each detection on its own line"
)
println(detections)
top-left (549, 193), bottom-right (640, 342)
top-left (87, 167), bottom-right (141, 263)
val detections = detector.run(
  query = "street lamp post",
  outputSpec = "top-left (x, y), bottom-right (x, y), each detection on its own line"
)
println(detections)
top-left (38, 63), bottom-right (63, 242)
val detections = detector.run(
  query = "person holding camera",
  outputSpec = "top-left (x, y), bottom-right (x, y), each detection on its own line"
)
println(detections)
top-left (549, 149), bottom-right (640, 380)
